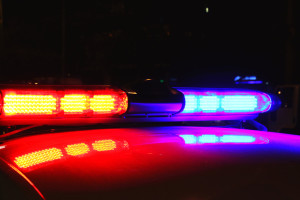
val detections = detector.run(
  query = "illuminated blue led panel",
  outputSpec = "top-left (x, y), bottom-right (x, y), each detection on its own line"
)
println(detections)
top-left (198, 135), bottom-right (218, 143)
top-left (176, 88), bottom-right (273, 115)
top-left (179, 135), bottom-right (197, 144)
top-left (183, 95), bottom-right (198, 113)
top-left (220, 135), bottom-right (256, 143)
top-left (221, 96), bottom-right (257, 112)
top-left (199, 96), bottom-right (219, 112)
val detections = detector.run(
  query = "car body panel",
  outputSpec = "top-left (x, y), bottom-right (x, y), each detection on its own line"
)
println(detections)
top-left (1, 126), bottom-right (300, 199)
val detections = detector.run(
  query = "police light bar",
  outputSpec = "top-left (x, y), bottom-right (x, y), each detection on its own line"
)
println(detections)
top-left (0, 85), bottom-right (128, 125)
top-left (0, 85), bottom-right (279, 125)
top-left (176, 88), bottom-right (273, 115)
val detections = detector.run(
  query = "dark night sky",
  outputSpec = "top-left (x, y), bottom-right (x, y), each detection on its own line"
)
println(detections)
top-left (0, 0), bottom-right (298, 86)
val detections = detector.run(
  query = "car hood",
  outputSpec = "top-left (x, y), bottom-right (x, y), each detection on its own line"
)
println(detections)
top-left (1, 126), bottom-right (300, 200)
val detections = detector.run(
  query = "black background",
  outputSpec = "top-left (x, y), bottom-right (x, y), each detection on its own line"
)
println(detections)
top-left (0, 0), bottom-right (299, 86)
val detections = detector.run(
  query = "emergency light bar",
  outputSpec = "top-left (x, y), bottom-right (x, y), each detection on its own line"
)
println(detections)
top-left (0, 85), bottom-right (279, 125)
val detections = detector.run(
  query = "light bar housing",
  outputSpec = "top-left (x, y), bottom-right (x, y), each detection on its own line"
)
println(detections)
top-left (0, 85), bottom-right (128, 125)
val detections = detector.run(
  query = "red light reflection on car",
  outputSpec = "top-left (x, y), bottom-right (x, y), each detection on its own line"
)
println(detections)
top-left (14, 139), bottom-right (128, 169)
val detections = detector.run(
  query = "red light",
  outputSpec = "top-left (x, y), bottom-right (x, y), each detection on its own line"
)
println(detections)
top-left (61, 94), bottom-right (88, 114)
top-left (91, 90), bottom-right (128, 115)
top-left (90, 95), bottom-right (116, 113)
top-left (0, 86), bottom-right (128, 122)
top-left (4, 94), bottom-right (57, 115)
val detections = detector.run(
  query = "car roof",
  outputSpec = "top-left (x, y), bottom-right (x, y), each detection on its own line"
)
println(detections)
top-left (1, 126), bottom-right (300, 199)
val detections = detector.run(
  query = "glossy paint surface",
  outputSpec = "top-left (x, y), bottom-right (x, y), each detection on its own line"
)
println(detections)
top-left (1, 127), bottom-right (300, 199)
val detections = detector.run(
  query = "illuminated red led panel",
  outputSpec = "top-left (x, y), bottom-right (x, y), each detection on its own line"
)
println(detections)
top-left (60, 89), bottom-right (128, 115)
top-left (1, 90), bottom-right (58, 116)
top-left (0, 88), bottom-right (128, 117)
top-left (91, 90), bottom-right (128, 115)
top-left (60, 93), bottom-right (89, 114)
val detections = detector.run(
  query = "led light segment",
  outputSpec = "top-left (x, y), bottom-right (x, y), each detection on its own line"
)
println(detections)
top-left (15, 148), bottom-right (63, 168)
top-left (3, 94), bottom-right (56, 115)
top-left (184, 95), bottom-right (198, 112)
top-left (90, 95), bottom-right (115, 113)
top-left (176, 88), bottom-right (272, 115)
top-left (92, 140), bottom-right (117, 151)
top-left (65, 143), bottom-right (90, 156)
top-left (199, 96), bottom-right (220, 112)
top-left (61, 94), bottom-right (88, 114)
top-left (222, 96), bottom-right (257, 112)
top-left (91, 90), bottom-right (128, 115)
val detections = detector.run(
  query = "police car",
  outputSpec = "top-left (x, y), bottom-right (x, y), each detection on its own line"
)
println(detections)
top-left (1, 84), bottom-right (300, 200)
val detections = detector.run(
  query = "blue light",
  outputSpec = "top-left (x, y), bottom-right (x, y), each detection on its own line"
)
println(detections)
top-left (236, 81), bottom-right (263, 85)
top-left (220, 135), bottom-right (256, 143)
top-left (176, 88), bottom-right (273, 116)
top-left (243, 76), bottom-right (257, 81)
top-left (198, 135), bottom-right (218, 143)
top-left (199, 96), bottom-right (219, 112)
top-left (183, 95), bottom-right (198, 113)
top-left (179, 135), bottom-right (197, 144)
top-left (221, 96), bottom-right (257, 112)
top-left (234, 76), bottom-right (241, 81)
